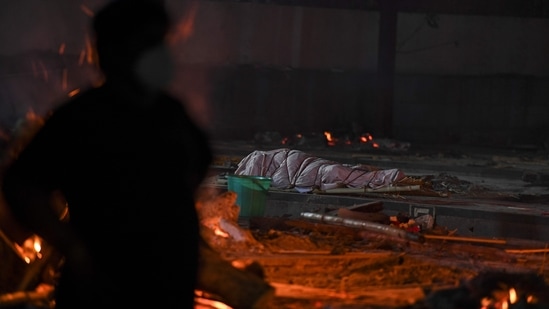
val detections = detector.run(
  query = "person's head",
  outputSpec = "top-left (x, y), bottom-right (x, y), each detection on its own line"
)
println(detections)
top-left (92, 0), bottom-right (175, 88)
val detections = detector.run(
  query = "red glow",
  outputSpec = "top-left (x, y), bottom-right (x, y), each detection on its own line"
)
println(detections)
top-left (169, 2), bottom-right (199, 44)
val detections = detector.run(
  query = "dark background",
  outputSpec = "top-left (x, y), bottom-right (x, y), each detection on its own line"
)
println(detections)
top-left (1, 0), bottom-right (549, 148)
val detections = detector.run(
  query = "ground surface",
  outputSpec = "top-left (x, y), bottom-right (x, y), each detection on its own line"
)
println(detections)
top-left (197, 189), bottom-right (549, 309)
top-left (202, 141), bottom-right (549, 308)
top-left (2, 141), bottom-right (549, 309)
top-left (200, 217), bottom-right (549, 309)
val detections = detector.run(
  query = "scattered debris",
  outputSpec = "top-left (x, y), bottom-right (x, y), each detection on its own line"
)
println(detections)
top-left (3, 189), bottom-right (549, 309)
top-left (300, 212), bottom-right (425, 243)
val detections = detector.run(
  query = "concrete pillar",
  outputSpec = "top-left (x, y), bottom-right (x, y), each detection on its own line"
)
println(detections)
top-left (376, 0), bottom-right (397, 138)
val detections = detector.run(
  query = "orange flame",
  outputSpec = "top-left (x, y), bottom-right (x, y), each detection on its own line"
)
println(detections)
top-left (324, 131), bottom-right (337, 146)
top-left (214, 228), bottom-right (229, 238)
top-left (68, 88), bottom-right (80, 97)
top-left (509, 287), bottom-right (517, 304)
top-left (359, 133), bottom-right (373, 143)
top-left (84, 34), bottom-right (96, 65)
top-left (15, 235), bottom-right (43, 264)
top-left (195, 290), bottom-right (233, 309)
top-left (480, 287), bottom-right (536, 309)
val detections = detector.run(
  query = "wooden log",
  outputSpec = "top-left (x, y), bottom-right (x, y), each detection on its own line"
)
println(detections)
top-left (197, 240), bottom-right (275, 309)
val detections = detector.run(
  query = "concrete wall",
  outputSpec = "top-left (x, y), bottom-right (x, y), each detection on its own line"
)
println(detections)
top-left (205, 67), bottom-right (549, 146)
top-left (1, 1), bottom-right (549, 147)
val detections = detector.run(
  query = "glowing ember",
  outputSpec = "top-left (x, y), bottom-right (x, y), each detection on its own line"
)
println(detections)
top-left (359, 132), bottom-right (373, 143)
top-left (15, 234), bottom-right (43, 264)
top-left (480, 287), bottom-right (536, 309)
top-left (321, 130), bottom-right (378, 147)
top-left (230, 260), bottom-right (246, 269)
top-left (501, 300), bottom-right (508, 309)
top-left (68, 88), bottom-right (80, 97)
top-left (33, 238), bottom-right (41, 253)
top-left (324, 131), bottom-right (337, 146)
top-left (84, 34), bottom-right (95, 65)
top-left (195, 290), bottom-right (233, 309)
top-left (509, 287), bottom-right (517, 304)
top-left (214, 227), bottom-right (229, 238)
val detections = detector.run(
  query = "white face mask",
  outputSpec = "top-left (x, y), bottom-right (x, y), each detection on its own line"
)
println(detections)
top-left (134, 44), bottom-right (175, 90)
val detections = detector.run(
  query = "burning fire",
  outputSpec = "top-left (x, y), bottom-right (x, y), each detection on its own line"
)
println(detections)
top-left (14, 234), bottom-right (43, 264)
top-left (214, 227), bottom-right (229, 238)
top-left (480, 287), bottom-right (537, 309)
top-left (324, 131), bottom-right (379, 148)
top-left (195, 290), bottom-right (233, 309)
top-left (324, 131), bottom-right (337, 146)
top-left (278, 131), bottom-right (381, 148)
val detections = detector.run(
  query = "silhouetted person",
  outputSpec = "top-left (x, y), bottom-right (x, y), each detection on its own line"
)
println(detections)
top-left (1, 0), bottom-right (212, 308)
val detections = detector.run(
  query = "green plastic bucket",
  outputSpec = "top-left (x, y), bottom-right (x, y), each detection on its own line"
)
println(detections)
top-left (227, 175), bottom-right (272, 219)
